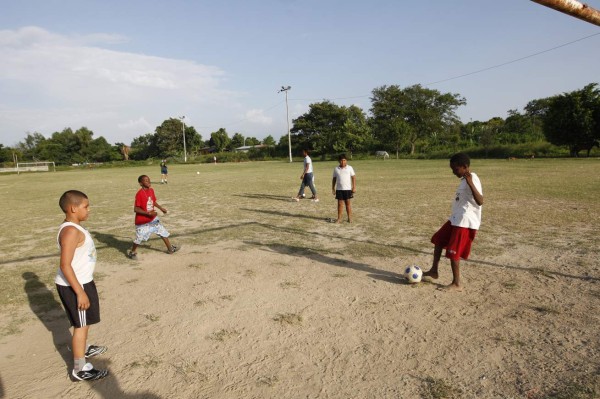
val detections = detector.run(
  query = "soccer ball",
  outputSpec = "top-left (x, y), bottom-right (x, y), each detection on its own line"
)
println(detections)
top-left (196, 171), bottom-right (200, 174)
top-left (301, 193), bottom-right (306, 198)
top-left (404, 265), bottom-right (423, 283)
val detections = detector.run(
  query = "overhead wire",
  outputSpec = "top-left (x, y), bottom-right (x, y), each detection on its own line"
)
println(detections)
top-left (198, 32), bottom-right (600, 130)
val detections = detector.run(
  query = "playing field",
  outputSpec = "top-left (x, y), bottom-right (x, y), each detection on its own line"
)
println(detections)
top-left (1, 158), bottom-right (598, 398)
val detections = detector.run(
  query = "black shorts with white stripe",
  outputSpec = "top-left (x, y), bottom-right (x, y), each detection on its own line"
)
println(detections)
top-left (56, 281), bottom-right (100, 328)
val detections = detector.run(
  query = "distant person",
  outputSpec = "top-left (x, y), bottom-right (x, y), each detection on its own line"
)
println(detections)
top-left (160, 159), bottom-right (168, 184)
top-left (127, 175), bottom-right (179, 260)
top-left (56, 190), bottom-right (108, 381)
top-left (213, 156), bottom-right (217, 164)
top-left (331, 154), bottom-right (356, 223)
top-left (293, 149), bottom-right (319, 202)
top-left (423, 153), bottom-right (483, 291)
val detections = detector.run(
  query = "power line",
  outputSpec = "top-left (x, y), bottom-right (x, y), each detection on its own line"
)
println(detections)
top-left (425, 31), bottom-right (600, 85)
top-left (198, 32), bottom-right (600, 130)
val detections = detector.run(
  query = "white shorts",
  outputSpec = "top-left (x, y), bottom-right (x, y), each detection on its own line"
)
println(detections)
top-left (134, 219), bottom-right (170, 244)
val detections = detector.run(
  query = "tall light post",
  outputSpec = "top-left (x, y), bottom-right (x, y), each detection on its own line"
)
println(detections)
top-left (278, 85), bottom-right (292, 162)
top-left (179, 116), bottom-right (187, 163)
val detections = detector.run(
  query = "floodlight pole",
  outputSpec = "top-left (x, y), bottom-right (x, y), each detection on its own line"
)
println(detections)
top-left (180, 116), bottom-right (187, 162)
top-left (278, 85), bottom-right (293, 162)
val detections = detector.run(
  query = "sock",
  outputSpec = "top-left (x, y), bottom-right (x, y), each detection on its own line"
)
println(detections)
top-left (74, 357), bottom-right (86, 372)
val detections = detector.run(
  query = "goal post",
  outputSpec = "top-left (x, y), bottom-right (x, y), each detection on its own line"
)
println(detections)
top-left (16, 161), bottom-right (56, 174)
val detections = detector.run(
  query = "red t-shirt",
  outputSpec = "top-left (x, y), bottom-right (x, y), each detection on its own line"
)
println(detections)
top-left (134, 188), bottom-right (157, 225)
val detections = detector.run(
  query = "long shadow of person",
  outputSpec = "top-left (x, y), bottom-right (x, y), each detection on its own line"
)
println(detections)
top-left (91, 359), bottom-right (162, 399)
top-left (22, 272), bottom-right (72, 373)
top-left (93, 232), bottom-right (132, 256)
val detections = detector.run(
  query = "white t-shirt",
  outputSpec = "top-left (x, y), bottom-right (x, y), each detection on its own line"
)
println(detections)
top-left (449, 172), bottom-right (483, 230)
top-left (55, 222), bottom-right (97, 286)
top-left (304, 155), bottom-right (313, 174)
top-left (333, 165), bottom-right (356, 190)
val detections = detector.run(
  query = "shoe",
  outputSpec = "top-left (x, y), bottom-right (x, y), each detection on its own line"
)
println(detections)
top-left (85, 345), bottom-right (107, 358)
top-left (292, 197), bottom-right (299, 202)
top-left (168, 245), bottom-right (179, 254)
top-left (301, 194), bottom-right (306, 198)
top-left (127, 251), bottom-right (138, 260)
top-left (312, 198), bottom-right (320, 203)
top-left (72, 363), bottom-right (109, 381)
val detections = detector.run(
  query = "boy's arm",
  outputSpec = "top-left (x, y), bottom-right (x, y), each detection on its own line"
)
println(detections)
top-left (154, 202), bottom-right (167, 214)
top-left (59, 227), bottom-right (90, 310)
top-left (351, 175), bottom-right (356, 193)
top-left (134, 205), bottom-right (157, 218)
top-left (331, 177), bottom-right (337, 194)
top-left (464, 172), bottom-right (483, 206)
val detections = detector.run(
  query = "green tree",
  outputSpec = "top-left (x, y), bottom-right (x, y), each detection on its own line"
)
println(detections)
top-left (84, 137), bottom-right (121, 162)
top-left (210, 128), bottom-right (231, 152)
top-left (0, 144), bottom-right (13, 163)
top-left (370, 84), bottom-right (466, 155)
top-left (542, 83), bottom-right (600, 156)
top-left (130, 133), bottom-right (159, 160)
top-left (291, 101), bottom-right (370, 156)
top-left (230, 133), bottom-right (245, 150)
top-left (262, 135), bottom-right (276, 146)
top-left (18, 132), bottom-right (46, 160)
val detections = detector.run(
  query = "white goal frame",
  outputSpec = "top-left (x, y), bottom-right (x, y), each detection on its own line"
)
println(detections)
top-left (16, 161), bottom-right (56, 174)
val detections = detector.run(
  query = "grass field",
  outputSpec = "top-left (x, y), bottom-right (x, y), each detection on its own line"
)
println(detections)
top-left (1, 158), bottom-right (599, 324)
top-left (1, 158), bottom-right (599, 397)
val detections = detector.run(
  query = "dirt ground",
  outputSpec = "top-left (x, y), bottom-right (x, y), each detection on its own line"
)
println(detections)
top-left (1, 235), bottom-right (598, 399)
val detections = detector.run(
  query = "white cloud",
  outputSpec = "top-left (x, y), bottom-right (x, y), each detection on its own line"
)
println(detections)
top-left (244, 109), bottom-right (272, 125)
top-left (0, 26), bottom-right (240, 145)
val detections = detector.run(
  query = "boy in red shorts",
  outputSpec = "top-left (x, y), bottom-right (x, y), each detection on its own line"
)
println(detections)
top-left (423, 153), bottom-right (483, 291)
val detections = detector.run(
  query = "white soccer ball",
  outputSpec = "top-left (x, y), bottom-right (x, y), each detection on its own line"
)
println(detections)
top-left (404, 265), bottom-right (423, 283)
top-left (196, 171), bottom-right (200, 174)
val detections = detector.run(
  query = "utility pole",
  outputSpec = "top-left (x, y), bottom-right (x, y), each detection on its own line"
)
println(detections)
top-left (531, 0), bottom-right (600, 26)
top-left (180, 116), bottom-right (187, 163)
top-left (278, 86), bottom-right (292, 162)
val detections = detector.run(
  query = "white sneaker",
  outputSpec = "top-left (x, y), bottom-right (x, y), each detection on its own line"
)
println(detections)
top-left (292, 197), bottom-right (299, 202)
top-left (312, 198), bottom-right (320, 203)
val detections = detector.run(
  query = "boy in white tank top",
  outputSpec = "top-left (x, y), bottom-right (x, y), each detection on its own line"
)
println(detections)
top-left (56, 190), bottom-right (108, 381)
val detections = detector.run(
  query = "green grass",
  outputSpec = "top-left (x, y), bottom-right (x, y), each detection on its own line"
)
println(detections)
top-left (1, 158), bottom-right (599, 335)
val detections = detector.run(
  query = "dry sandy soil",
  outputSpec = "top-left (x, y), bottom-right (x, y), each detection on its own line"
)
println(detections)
top-left (0, 160), bottom-right (598, 399)
top-left (2, 238), bottom-right (599, 399)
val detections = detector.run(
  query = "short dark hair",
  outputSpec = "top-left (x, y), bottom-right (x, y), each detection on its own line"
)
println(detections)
top-left (338, 153), bottom-right (347, 161)
top-left (138, 175), bottom-right (148, 183)
top-left (450, 152), bottom-right (470, 167)
top-left (59, 190), bottom-right (88, 213)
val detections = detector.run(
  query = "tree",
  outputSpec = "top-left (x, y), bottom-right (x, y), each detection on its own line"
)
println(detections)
top-left (130, 133), bottom-right (159, 160)
top-left (84, 137), bottom-right (121, 162)
top-left (542, 83), bottom-right (600, 156)
top-left (230, 133), bottom-right (245, 150)
top-left (370, 84), bottom-right (466, 155)
top-left (18, 132), bottom-right (46, 160)
top-left (0, 144), bottom-right (13, 163)
top-left (291, 101), bottom-right (370, 156)
top-left (262, 135), bottom-right (276, 146)
top-left (210, 128), bottom-right (231, 152)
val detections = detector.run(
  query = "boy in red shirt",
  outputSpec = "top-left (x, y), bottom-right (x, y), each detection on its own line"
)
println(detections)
top-left (127, 175), bottom-right (178, 260)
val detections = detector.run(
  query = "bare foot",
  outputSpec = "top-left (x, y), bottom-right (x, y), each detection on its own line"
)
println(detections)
top-left (422, 270), bottom-right (439, 279)
top-left (437, 284), bottom-right (463, 292)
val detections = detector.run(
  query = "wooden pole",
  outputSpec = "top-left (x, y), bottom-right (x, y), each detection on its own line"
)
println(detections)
top-left (531, 0), bottom-right (600, 26)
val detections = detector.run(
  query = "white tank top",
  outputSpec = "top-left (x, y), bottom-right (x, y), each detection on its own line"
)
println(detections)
top-left (55, 222), bottom-right (96, 286)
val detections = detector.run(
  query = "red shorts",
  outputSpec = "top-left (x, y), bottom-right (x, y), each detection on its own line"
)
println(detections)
top-left (431, 221), bottom-right (477, 261)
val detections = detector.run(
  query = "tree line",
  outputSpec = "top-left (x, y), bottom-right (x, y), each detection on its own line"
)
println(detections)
top-left (1, 82), bottom-right (598, 165)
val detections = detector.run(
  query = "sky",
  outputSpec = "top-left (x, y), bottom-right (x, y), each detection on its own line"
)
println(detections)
top-left (1, 0), bottom-right (599, 147)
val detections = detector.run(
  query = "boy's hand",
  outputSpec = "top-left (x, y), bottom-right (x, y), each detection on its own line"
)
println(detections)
top-left (463, 171), bottom-right (473, 184)
top-left (77, 292), bottom-right (90, 310)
